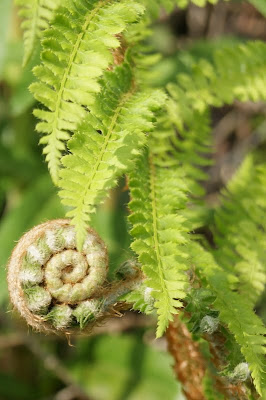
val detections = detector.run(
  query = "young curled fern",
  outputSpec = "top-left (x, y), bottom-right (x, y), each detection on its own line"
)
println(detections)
top-left (8, 219), bottom-right (143, 334)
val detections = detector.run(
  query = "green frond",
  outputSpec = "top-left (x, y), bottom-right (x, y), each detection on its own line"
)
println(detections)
top-left (168, 108), bottom-right (212, 197)
top-left (164, 41), bottom-right (266, 230)
top-left (59, 63), bottom-right (165, 249)
top-left (249, 0), bottom-right (266, 17)
top-left (161, 41), bottom-right (266, 207)
top-left (30, 0), bottom-right (144, 184)
top-left (16, 0), bottom-right (60, 66)
top-left (168, 41), bottom-right (266, 123)
top-left (143, 105), bottom-right (213, 236)
top-left (212, 155), bottom-right (266, 305)
top-left (140, 0), bottom-right (219, 19)
top-left (129, 148), bottom-right (189, 337)
top-left (189, 242), bottom-right (266, 396)
top-left (122, 284), bottom-right (155, 315)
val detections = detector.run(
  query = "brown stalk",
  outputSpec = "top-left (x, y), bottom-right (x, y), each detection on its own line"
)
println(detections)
top-left (166, 315), bottom-right (207, 400)
top-left (166, 314), bottom-right (254, 400)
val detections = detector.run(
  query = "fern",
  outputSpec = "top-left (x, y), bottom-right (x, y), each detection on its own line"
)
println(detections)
top-left (249, 0), bottom-right (266, 17)
top-left (168, 108), bottom-right (212, 198)
top-left (128, 40), bottom-right (266, 337)
top-left (167, 41), bottom-right (266, 121)
top-left (140, 0), bottom-right (219, 19)
top-left (30, 0), bottom-right (144, 184)
top-left (9, 2), bottom-right (266, 397)
top-left (189, 242), bottom-right (266, 396)
top-left (16, 0), bottom-right (61, 66)
top-left (165, 42), bottom-right (266, 193)
top-left (165, 40), bottom-right (266, 231)
top-left (212, 155), bottom-right (266, 305)
top-left (128, 146), bottom-right (189, 337)
top-left (59, 63), bottom-right (165, 249)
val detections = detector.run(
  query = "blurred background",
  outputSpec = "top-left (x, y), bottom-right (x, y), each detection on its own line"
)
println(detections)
top-left (0, 1), bottom-right (265, 399)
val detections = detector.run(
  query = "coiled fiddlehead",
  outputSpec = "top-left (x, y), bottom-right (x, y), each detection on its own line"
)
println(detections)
top-left (8, 219), bottom-right (143, 334)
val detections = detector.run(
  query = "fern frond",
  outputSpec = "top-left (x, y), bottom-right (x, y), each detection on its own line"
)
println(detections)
top-left (249, 0), bottom-right (266, 17)
top-left (16, 0), bottom-right (60, 66)
top-left (123, 284), bottom-right (155, 314)
top-left (168, 108), bottom-right (212, 197)
top-left (131, 41), bottom-right (266, 337)
top-left (128, 148), bottom-right (189, 337)
top-left (140, 0), bottom-right (219, 19)
top-left (168, 41), bottom-right (266, 122)
top-left (30, 0), bottom-right (144, 184)
top-left (164, 41), bottom-right (266, 203)
top-left (189, 242), bottom-right (266, 396)
top-left (59, 63), bottom-right (165, 249)
top-left (165, 41), bottom-right (266, 229)
top-left (212, 155), bottom-right (266, 305)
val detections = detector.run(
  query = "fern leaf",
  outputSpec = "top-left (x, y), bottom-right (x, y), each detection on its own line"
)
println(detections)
top-left (129, 148), bottom-right (189, 337)
top-left (164, 41), bottom-right (266, 203)
top-left (212, 155), bottom-right (266, 305)
top-left (30, 0), bottom-right (144, 184)
top-left (16, 0), bottom-right (60, 66)
top-left (168, 41), bottom-right (266, 121)
top-left (189, 242), bottom-right (266, 396)
top-left (59, 63), bottom-right (165, 249)
top-left (249, 0), bottom-right (266, 17)
top-left (140, 0), bottom-right (219, 19)
top-left (165, 41), bottom-right (266, 230)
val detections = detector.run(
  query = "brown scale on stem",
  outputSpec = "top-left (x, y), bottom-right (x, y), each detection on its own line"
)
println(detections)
top-left (166, 315), bottom-right (207, 400)
top-left (166, 313), bottom-right (255, 400)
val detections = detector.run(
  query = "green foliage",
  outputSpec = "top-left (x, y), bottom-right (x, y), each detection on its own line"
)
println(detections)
top-left (212, 155), bottom-right (266, 305)
top-left (59, 62), bottom-right (164, 249)
top-left (249, 0), bottom-right (266, 16)
top-left (2, 1), bottom-right (266, 398)
top-left (0, 0), bottom-right (12, 74)
top-left (141, 0), bottom-right (219, 19)
top-left (168, 41), bottom-right (266, 122)
top-left (185, 288), bottom-right (217, 334)
top-left (128, 148), bottom-right (189, 337)
top-left (30, 0), bottom-right (144, 184)
top-left (16, 0), bottom-right (60, 66)
top-left (189, 242), bottom-right (266, 396)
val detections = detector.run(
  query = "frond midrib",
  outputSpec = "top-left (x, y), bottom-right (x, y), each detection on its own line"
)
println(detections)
top-left (74, 87), bottom-right (135, 225)
top-left (25, 0), bottom-right (40, 64)
top-left (148, 154), bottom-right (169, 308)
top-left (48, 0), bottom-right (109, 183)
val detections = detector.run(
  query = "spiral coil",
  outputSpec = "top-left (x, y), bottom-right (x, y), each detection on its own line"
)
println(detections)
top-left (8, 219), bottom-right (142, 333)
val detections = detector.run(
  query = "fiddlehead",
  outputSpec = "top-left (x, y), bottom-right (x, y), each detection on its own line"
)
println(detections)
top-left (8, 219), bottom-right (143, 334)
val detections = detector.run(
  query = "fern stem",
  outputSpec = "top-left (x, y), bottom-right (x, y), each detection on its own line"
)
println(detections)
top-left (166, 315), bottom-right (207, 400)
